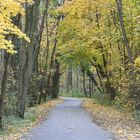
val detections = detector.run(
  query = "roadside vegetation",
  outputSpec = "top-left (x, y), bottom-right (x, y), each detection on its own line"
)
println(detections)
top-left (83, 99), bottom-right (140, 140)
top-left (0, 99), bottom-right (62, 139)
top-left (0, 0), bottom-right (140, 139)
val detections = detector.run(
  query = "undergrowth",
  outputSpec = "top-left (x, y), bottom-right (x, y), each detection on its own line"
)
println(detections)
top-left (0, 99), bottom-right (61, 139)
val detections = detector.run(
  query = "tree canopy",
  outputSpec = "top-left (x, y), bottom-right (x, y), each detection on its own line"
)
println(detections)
top-left (0, 0), bottom-right (140, 133)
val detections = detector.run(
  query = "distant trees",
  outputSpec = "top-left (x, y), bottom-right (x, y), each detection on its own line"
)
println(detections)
top-left (57, 0), bottom-right (140, 110)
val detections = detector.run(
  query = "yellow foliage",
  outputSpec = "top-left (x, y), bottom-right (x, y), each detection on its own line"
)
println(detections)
top-left (134, 57), bottom-right (140, 68)
top-left (0, 0), bottom-right (31, 54)
top-left (58, 0), bottom-right (115, 66)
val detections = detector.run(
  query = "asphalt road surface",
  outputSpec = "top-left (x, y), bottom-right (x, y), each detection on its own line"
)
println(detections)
top-left (22, 97), bottom-right (114, 140)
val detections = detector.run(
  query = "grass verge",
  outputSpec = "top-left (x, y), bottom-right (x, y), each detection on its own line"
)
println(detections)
top-left (0, 98), bottom-right (62, 140)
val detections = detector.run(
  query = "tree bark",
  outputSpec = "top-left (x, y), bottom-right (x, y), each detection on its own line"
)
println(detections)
top-left (51, 59), bottom-right (60, 98)
top-left (82, 67), bottom-right (87, 97)
top-left (0, 52), bottom-right (9, 129)
top-left (44, 19), bottom-right (60, 101)
top-left (116, 0), bottom-right (134, 79)
top-left (17, 0), bottom-right (41, 118)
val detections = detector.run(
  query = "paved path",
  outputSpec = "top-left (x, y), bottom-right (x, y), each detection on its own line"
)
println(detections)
top-left (23, 97), bottom-right (114, 140)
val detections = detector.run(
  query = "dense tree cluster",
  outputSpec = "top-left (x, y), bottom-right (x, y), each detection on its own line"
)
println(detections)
top-left (0, 0), bottom-right (140, 130)
top-left (58, 0), bottom-right (140, 110)
top-left (0, 0), bottom-right (62, 129)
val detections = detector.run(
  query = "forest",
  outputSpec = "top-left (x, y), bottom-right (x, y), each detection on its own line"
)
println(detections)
top-left (0, 0), bottom-right (140, 139)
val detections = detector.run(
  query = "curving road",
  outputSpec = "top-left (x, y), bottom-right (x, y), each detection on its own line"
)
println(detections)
top-left (22, 97), bottom-right (114, 140)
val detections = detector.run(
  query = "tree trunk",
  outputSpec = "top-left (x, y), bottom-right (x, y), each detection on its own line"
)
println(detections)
top-left (86, 68), bottom-right (103, 94)
top-left (89, 77), bottom-right (92, 98)
top-left (51, 60), bottom-right (60, 98)
top-left (82, 67), bottom-right (87, 97)
top-left (66, 67), bottom-right (73, 93)
top-left (38, 0), bottom-right (50, 104)
top-left (17, 0), bottom-right (41, 118)
top-left (44, 19), bottom-right (60, 101)
top-left (116, 0), bottom-right (134, 79)
top-left (0, 52), bottom-right (9, 129)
